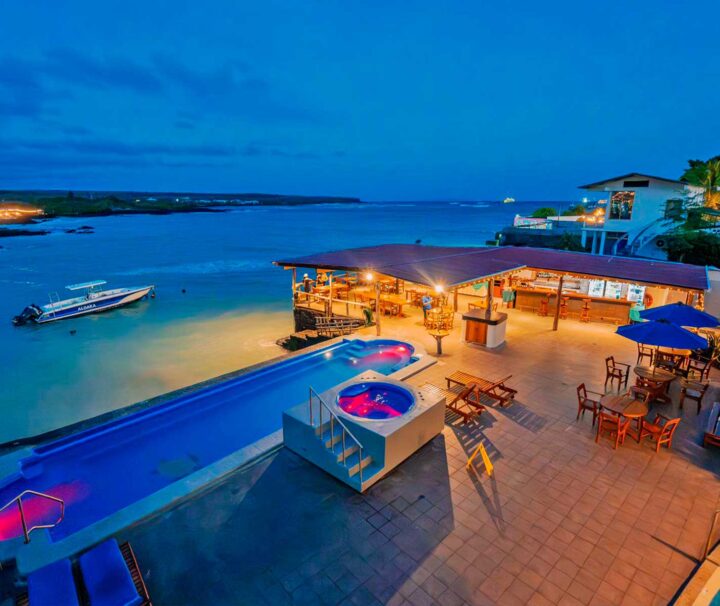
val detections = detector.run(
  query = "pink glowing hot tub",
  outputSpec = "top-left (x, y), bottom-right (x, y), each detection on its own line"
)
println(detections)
top-left (336, 382), bottom-right (415, 420)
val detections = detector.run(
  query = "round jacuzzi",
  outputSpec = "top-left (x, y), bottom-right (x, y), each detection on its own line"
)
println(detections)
top-left (337, 382), bottom-right (415, 420)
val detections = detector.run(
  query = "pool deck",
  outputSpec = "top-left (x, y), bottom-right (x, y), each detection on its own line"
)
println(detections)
top-left (118, 307), bottom-right (718, 604)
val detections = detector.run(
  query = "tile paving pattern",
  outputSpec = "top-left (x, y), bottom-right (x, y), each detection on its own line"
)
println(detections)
top-left (124, 309), bottom-right (720, 605)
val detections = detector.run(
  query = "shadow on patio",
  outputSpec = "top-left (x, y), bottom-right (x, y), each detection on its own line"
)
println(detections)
top-left (123, 437), bottom-right (454, 605)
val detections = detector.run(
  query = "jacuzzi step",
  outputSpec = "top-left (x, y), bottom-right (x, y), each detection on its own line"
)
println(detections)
top-left (334, 443), bottom-right (359, 463)
top-left (346, 452), bottom-right (374, 478)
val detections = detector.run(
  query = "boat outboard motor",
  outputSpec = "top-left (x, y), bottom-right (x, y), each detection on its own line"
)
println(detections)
top-left (12, 304), bottom-right (43, 326)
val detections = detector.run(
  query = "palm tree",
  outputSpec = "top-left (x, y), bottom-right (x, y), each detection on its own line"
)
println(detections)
top-left (704, 159), bottom-right (720, 209)
top-left (681, 156), bottom-right (720, 209)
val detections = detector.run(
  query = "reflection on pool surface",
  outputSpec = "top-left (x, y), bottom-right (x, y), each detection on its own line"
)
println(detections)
top-left (0, 339), bottom-right (416, 541)
top-left (337, 382), bottom-right (415, 420)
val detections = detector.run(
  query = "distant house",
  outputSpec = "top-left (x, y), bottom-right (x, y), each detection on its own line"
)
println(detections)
top-left (579, 173), bottom-right (703, 257)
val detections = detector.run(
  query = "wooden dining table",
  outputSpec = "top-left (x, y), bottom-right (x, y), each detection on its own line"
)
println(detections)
top-left (380, 293), bottom-right (407, 316)
top-left (600, 393), bottom-right (649, 442)
top-left (633, 365), bottom-right (676, 404)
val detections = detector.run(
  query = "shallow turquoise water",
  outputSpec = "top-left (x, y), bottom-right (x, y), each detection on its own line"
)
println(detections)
top-left (1, 200), bottom-right (541, 441)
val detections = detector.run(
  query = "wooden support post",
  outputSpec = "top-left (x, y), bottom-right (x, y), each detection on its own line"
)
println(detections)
top-left (453, 288), bottom-right (458, 312)
top-left (375, 281), bottom-right (381, 336)
top-left (485, 279), bottom-right (492, 319)
top-left (291, 267), bottom-right (297, 307)
top-left (328, 272), bottom-right (333, 316)
top-left (552, 275), bottom-right (564, 331)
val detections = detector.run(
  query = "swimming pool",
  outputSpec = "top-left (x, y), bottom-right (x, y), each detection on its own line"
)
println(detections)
top-left (0, 338), bottom-right (418, 544)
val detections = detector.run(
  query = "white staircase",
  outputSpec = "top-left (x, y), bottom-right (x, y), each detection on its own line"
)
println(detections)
top-left (283, 386), bottom-right (382, 492)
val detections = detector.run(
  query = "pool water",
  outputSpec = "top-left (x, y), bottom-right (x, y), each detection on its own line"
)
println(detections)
top-left (0, 339), bottom-right (415, 541)
top-left (337, 382), bottom-right (415, 420)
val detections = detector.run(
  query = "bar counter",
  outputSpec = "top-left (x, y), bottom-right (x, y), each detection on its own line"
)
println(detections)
top-left (514, 287), bottom-right (631, 324)
top-left (462, 309), bottom-right (508, 348)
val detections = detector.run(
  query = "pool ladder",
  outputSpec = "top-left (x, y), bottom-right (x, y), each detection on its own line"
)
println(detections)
top-left (308, 387), bottom-right (370, 490)
top-left (0, 490), bottom-right (65, 544)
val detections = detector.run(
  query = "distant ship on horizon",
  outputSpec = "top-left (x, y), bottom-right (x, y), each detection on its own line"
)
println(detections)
top-left (503, 197), bottom-right (515, 204)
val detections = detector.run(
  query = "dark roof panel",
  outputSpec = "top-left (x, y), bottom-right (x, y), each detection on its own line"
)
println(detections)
top-left (490, 247), bottom-right (708, 290)
top-left (579, 173), bottom-right (686, 189)
top-left (275, 244), bottom-right (709, 291)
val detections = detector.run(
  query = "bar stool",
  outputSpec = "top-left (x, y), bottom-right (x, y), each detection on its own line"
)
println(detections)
top-left (538, 295), bottom-right (550, 317)
top-left (559, 296), bottom-right (569, 320)
top-left (580, 298), bottom-right (591, 323)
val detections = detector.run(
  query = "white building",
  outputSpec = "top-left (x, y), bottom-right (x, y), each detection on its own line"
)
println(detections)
top-left (579, 173), bottom-right (703, 257)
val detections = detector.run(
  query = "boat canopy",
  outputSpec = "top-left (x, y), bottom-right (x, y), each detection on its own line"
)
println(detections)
top-left (66, 280), bottom-right (107, 291)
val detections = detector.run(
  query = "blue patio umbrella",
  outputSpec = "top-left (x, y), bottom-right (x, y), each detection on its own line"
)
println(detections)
top-left (639, 302), bottom-right (719, 328)
top-left (616, 320), bottom-right (708, 350)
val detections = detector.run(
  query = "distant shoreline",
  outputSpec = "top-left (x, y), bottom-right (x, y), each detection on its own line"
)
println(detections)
top-left (0, 192), bottom-right (363, 236)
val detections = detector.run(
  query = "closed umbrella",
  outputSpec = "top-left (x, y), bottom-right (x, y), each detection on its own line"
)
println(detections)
top-left (616, 320), bottom-right (708, 350)
top-left (639, 302), bottom-right (719, 328)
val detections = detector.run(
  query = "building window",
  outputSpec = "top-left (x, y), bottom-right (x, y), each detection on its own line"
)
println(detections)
top-left (622, 180), bottom-right (649, 187)
top-left (609, 191), bottom-right (635, 220)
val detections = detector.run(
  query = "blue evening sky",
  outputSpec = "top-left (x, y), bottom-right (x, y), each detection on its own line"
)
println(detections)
top-left (1, 1), bottom-right (718, 200)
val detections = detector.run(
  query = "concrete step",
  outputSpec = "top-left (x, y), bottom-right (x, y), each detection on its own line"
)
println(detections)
top-left (347, 453), bottom-right (373, 478)
top-left (334, 443), bottom-right (359, 463)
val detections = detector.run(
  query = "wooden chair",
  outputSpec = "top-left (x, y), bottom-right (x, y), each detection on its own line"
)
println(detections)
top-left (628, 385), bottom-right (651, 404)
top-left (654, 351), bottom-right (684, 374)
top-left (685, 356), bottom-right (713, 381)
top-left (422, 383), bottom-right (482, 424)
top-left (679, 379), bottom-right (709, 414)
top-left (639, 414), bottom-right (681, 452)
top-left (595, 411), bottom-right (630, 449)
top-left (576, 383), bottom-right (601, 425)
top-left (605, 356), bottom-right (630, 390)
top-left (636, 344), bottom-right (654, 366)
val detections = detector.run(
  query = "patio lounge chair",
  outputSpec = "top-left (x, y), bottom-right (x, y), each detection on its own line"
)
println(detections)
top-left (422, 383), bottom-right (482, 424)
top-left (445, 371), bottom-right (516, 407)
top-left (18, 559), bottom-right (79, 606)
top-left (639, 414), bottom-right (681, 452)
top-left (595, 411), bottom-right (630, 449)
top-left (79, 539), bottom-right (151, 606)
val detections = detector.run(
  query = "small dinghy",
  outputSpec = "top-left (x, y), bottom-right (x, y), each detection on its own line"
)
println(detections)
top-left (13, 280), bottom-right (155, 325)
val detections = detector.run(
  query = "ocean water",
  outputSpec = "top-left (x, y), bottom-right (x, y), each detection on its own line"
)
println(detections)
top-left (0, 200), bottom-right (543, 442)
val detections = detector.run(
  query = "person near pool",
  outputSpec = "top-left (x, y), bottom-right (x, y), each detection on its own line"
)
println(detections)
top-left (422, 295), bottom-right (433, 319)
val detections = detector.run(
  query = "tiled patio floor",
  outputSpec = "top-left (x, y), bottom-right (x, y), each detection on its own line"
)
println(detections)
top-left (124, 307), bottom-right (720, 605)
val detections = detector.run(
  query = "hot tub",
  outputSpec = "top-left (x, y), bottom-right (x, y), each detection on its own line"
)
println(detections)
top-left (337, 382), bottom-right (415, 420)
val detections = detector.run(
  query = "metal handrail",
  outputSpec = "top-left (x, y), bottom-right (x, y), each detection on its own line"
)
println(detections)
top-left (0, 490), bottom-right (65, 544)
top-left (308, 386), bottom-right (366, 488)
top-left (703, 509), bottom-right (720, 560)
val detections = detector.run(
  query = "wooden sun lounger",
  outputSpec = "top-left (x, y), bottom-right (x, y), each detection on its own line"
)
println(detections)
top-left (445, 370), bottom-right (517, 407)
top-left (422, 383), bottom-right (484, 424)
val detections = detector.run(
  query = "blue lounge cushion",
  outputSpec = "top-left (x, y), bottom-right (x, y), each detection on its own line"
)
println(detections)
top-left (79, 539), bottom-right (141, 606)
top-left (28, 558), bottom-right (79, 606)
